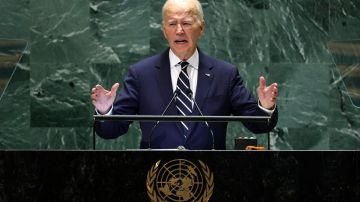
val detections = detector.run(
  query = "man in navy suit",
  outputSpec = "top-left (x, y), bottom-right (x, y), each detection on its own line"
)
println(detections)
top-left (91, 0), bottom-right (278, 150)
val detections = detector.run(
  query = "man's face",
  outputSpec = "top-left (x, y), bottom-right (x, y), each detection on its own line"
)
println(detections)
top-left (162, 1), bottom-right (204, 60)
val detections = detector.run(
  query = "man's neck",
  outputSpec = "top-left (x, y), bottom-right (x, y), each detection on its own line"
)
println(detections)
top-left (169, 48), bottom-right (199, 68)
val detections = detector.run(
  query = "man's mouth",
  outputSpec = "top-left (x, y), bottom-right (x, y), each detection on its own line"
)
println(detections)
top-left (175, 40), bottom-right (188, 44)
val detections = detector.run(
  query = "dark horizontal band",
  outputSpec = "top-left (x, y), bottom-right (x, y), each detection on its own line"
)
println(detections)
top-left (93, 115), bottom-right (270, 123)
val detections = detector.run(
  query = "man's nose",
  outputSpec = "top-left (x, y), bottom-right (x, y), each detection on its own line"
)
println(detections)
top-left (176, 24), bottom-right (184, 34)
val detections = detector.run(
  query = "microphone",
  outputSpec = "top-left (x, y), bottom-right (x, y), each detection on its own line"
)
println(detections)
top-left (186, 89), bottom-right (215, 150)
top-left (148, 89), bottom-right (180, 149)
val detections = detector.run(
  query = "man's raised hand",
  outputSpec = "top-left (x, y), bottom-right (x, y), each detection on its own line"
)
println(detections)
top-left (91, 83), bottom-right (120, 114)
top-left (257, 76), bottom-right (278, 110)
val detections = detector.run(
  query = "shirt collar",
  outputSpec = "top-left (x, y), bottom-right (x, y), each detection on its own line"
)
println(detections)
top-left (169, 48), bottom-right (199, 70)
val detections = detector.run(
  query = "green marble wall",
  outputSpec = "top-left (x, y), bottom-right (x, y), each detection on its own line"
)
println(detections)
top-left (0, 0), bottom-right (359, 150)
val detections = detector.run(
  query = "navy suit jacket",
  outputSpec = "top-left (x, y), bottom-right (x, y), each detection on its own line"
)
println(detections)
top-left (95, 48), bottom-right (277, 150)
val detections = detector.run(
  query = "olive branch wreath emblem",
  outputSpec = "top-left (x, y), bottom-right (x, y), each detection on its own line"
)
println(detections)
top-left (146, 160), bottom-right (214, 202)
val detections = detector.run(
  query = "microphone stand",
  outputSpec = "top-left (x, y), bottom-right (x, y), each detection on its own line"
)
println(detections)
top-left (148, 89), bottom-right (180, 149)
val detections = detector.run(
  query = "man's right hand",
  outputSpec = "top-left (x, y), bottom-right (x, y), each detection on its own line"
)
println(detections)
top-left (91, 83), bottom-right (120, 114)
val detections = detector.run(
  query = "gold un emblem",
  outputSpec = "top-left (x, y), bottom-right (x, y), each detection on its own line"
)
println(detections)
top-left (146, 159), bottom-right (214, 202)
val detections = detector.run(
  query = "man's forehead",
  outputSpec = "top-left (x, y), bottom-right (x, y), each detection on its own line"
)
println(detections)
top-left (164, 8), bottom-right (197, 19)
top-left (166, 8), bottom-right (196, 15)
top-left (166, 15), bottom-right (194, 21)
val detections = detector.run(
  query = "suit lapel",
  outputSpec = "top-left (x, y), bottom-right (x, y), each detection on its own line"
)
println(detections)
top-left (155, 49), bottom-right (184, 135)
top-left (155, 49), bottom-right (174, 114)
top-left (185, 50), bottom-right (214, 140)
top-left (194, 51), bottom-right (214, 113)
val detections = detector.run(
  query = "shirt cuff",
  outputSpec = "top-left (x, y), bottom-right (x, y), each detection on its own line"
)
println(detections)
top-left (95, 105), bottom-right (113, 115)
top-left (258, 100), bottom-right (276, 115)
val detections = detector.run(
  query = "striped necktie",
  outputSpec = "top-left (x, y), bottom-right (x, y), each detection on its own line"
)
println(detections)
top-left (176, 61), bottom-right (192, 132)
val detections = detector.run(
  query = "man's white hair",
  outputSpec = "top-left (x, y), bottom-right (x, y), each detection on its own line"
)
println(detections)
top-left (162, 0), bottom-right (204, 25)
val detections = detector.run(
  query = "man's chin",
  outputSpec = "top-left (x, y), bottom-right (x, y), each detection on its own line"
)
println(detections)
top-left (171, 48), bottom-right (187, 58)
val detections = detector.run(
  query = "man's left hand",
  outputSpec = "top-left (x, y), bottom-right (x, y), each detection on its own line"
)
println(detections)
top-left (257, 76), bottom-right (278, 110)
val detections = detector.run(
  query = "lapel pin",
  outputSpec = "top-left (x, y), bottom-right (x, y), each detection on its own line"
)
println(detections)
top-left (205, 73), bottom-right (211, 77)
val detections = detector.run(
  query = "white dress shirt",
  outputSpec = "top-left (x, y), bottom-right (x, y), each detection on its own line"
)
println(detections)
top-left (169, 49), bottom-right (198, 107)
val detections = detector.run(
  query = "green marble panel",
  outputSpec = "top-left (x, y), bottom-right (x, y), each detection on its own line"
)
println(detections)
top-left (0, 54), bottom-right (91, 149)
top-left (272, 127), bottom-right (330, 150)
top-left (330, 128), bottom-right (360, 150)
top-left (89, 63), bottom-right (128, 89)
top-left (328, 40), bottom-right (360, 108)
top-left (90, 0), bottom-right (150, 63)
top-left (30, 63), bottom-right (90, 127)
top-left (328, 82), bottom-right (360, 149)
top-left (268, 0), bottom-right (332, 63)
top-left (0, 127), bottom-right (92, 149)
top-left (267, 63), bottom-right (330, 128)
top-left (327, 56), bottom-right (360, 149)
top-left (0, 58), bottom-right (30, 129)
top-left (149, 0), bottom-right (167, 55)
top-left (30, 0), bottom-right (93, 63)
top-left (326, 0), bottom-right (360, 148)
top-left (328, 0), bottom-right (360, 41)
top-left (0, 0), bottom-right (30, 39)
top-left (0, 47), bottom-right (30, 149)
top-left (200, 0), bottom-right (270, 64)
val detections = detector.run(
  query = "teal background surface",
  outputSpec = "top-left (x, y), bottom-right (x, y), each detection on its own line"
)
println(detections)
top-left (0, 0), bottom-right (359, 150)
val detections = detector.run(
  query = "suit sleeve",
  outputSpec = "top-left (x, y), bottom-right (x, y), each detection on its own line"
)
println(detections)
top-left (94, 66), bottom-right (140, 139)
top-left (229, 67), bottom-right (278, 133)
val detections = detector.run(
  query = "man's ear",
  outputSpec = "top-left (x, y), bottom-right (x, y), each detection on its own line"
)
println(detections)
top-left (200, 20), bottom-right (205, 36)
